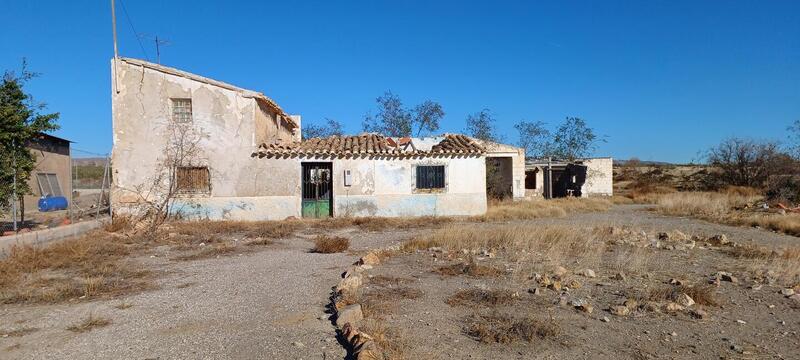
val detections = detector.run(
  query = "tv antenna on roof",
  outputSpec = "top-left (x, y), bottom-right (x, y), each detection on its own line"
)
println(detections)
top-left (138, 33), bottom-right (171, 64)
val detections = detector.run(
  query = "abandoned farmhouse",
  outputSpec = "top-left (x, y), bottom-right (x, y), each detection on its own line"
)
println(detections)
top-left (110, 58), bottom-right (611, 220)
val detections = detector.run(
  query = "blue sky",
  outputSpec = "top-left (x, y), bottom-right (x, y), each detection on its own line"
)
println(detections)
top-left (2, 0), bottom-right (798, 162)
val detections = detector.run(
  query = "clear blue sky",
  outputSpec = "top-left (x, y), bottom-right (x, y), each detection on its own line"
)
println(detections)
top-left (2, 1), bottom-right (798, 162)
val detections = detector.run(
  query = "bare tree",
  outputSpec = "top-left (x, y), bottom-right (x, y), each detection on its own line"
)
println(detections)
top-left (788, 119), bottom-right (800, 159)
top-left (120, 118), bottom-right (207, 234)
top-left (706, 138), bottom-right (791, 188)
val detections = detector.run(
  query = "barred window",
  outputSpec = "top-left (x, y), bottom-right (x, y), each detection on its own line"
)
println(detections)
top-left (36, 173), bottom-right (63, 197)
top-left (172, 98), bottom-right (193, 123)
top-left (416, 165), bottom-right (445, 189)
top-left (176, 166), bottom-right (210, 194)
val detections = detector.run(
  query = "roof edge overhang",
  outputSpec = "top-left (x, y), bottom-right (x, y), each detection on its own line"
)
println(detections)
top-left (117, 57), bottom-right (297, 128)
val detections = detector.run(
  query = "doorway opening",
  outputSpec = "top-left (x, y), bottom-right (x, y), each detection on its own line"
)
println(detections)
top-left (301, 162), bottom-right (333, 218)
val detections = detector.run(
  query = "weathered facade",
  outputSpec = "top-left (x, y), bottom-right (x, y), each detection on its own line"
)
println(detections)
top-left (23, 133), bottom-right (72, 212)
top-left (111, 58), bottom-right (524, 220)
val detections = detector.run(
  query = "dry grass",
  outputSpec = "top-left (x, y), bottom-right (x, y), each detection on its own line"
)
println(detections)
top-left (434, 259), bottom-right (503, 277)
top-left (466, 312), bottom-right (560, 344)
top-left (727, 244), bottom-right (800, 284)
top-left (0, 327), bottom-right (39, 337)
top-left (478, 197), bottom-right (612, 222)
top-left (656, 192), bottom-right (761, 219)
top-left (360, 318), bottom-right (407, 360)
top-left (311, 235), bottom-right (350, 253)
top-left (647, 285), bottom-right (718, 306)
top-left (172, 220), bottom-right (299, 240)
top-left (446, 289), bottom-right (516, 307)
top-left (173, 243), bottom-right (237, 261)
top-left (655, 191), bottom-right (800, 236)
top-left (66, 314), bottom-right (111, 333)
top-left (0, 231), bottom-right (153, 304)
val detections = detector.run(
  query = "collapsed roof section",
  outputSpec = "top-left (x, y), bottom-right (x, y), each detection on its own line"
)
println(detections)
top-left (117, 57), bottom-right (297, 129)
top-left (252, 133), bottom-right (485, 158)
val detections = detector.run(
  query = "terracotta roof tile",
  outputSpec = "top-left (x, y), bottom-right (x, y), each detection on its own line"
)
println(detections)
top-left (253, 134), bottom-right (485, 158)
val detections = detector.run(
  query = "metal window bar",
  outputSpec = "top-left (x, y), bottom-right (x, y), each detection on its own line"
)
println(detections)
top-left (416, 166), bottom-right (445, 189)
top-left (36, 173), bottom-right (62, 197)
top-left (176, 167), bottom-right (210, 193)
top-left (172, 98), bottom-right (193, 123)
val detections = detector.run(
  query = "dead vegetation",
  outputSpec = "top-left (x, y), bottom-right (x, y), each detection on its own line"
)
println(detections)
top-left (647, 285), bottom-right (718, 306)
top-left (0, 231), bottom-right (153, 304)
top-left (359, 318), bottom-right (407, 360)
top-left (466, 312), bottom-right (560, 344)
top-left (434, 259), bottom-right (503, 277)
top-left (0, 327), bottom-right (39, 337)
top-left (655, 191), bottom-right (800, 236)
top-left (173, 243), bottom-right (237, 261)
top-left (66, 314), bottom-right (111, 333)
top-left (446, 289), bottom-right (517, 307)
top-left (479, 197), bottom-right (612, 221)
top-left (311, 235), bottom-right (350, 253)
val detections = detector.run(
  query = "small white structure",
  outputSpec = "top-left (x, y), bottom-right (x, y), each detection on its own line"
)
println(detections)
top-left (524, 157), bottom-right (613, 198)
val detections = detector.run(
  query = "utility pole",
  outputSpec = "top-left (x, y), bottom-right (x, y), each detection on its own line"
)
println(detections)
top-left (111, 0), bottom-right (120, 93)
top-left (546, 157), bottom-right (553, 200)
top-left (11, 139), bottom-right (18, 232)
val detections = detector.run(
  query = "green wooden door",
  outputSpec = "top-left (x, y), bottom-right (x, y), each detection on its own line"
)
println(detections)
top-left (301, 163), bottom-right (332, 218)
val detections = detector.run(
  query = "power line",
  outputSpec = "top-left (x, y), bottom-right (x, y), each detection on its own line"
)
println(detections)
top-left (118, 0), bottom-right (150, 61)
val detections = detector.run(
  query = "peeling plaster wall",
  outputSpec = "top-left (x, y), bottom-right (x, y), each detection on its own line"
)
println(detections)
top-left (580, 158), bottom-right (614, 197)
top-left (110, 59), bottom-right (489, 220)
top-left (110, 59), bottom-right (297, 218)
top-left (332, 155), bottom-right (487, 217)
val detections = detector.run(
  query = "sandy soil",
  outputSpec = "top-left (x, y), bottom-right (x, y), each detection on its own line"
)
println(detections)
top-left (0, 228), bottom-right (411, 359)
top-left (1, 205), bottom-right (798, 359)
top-left (359, 206), bottom-right (800, 359)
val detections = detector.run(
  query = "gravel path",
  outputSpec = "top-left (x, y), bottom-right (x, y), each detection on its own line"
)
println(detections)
top-left (0, 228), bottom-right (411, 360)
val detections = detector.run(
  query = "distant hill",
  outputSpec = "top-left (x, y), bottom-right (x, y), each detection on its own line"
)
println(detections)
top-left (72, 157), bottom-right (107, 166)
top-left (614, 159), bottom-right (679, 166)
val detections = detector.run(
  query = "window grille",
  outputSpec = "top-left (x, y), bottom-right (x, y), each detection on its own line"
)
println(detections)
top-left (172, 98), bottom-right (193, 123)
top-left (416, 165), bottom-right (445, 189)
top-left (176, 166), bottom-right (210, 194)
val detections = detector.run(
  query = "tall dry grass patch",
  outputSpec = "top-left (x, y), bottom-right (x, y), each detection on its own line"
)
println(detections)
top-left (655, 191), bottom-right (800, 236)
top-left (479, 197), bottom-right (612, 222)
top-left (0, 231), bottom-right (153, 304)
top-left (404, 224), bottom-right (657, 276)
top-left (656, 192), bottom-right (760, 219)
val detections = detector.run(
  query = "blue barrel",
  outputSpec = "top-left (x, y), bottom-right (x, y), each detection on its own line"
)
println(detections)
top-left (38, 196), bottom-right (69, 212)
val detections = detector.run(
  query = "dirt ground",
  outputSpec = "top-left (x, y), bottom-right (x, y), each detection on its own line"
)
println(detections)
top-left (1, 205), bottom-right (798, 359)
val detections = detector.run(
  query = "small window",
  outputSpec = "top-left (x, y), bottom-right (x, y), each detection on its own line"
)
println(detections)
top-left (416, 165), bottom-right (445, 189)
top-left (36, 173), bottom-right (63, 197)
top-left (172, 98), bottom-right (193, 123)
top-left (176, 166), bottom-right (210, 194)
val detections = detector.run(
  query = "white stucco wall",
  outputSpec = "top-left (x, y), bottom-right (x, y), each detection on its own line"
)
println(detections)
top-left (580, 158), bottom-right (614, 197)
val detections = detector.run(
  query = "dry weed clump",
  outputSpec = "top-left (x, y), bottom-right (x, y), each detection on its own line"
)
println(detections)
top-left (173, 243), bottom-right (237, 261)
top-left (0, 231), bottom-right (153, 304)
top-left (312, 235), bottom-right (350, 253)
top-left (647, 285), bottom-right (718, 306)
top-left (172, 220), bottom-right (299, 240)
top-left (359, 318), bottom-right (407, 360)
top-left (0, 327), bottom-right (39, 337)
top-left (466, 312), bottom-right (560, 344)
top-left (66, 314), bottom-right (111, 333)
top-left (730, 245), bottom-right (800, 284)
top-left (479, 197), bottom-right (612, 222)
top-left (446, 289), bottom-right (516, 307)
top-left (434, 259), bottom-right (503, 277)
